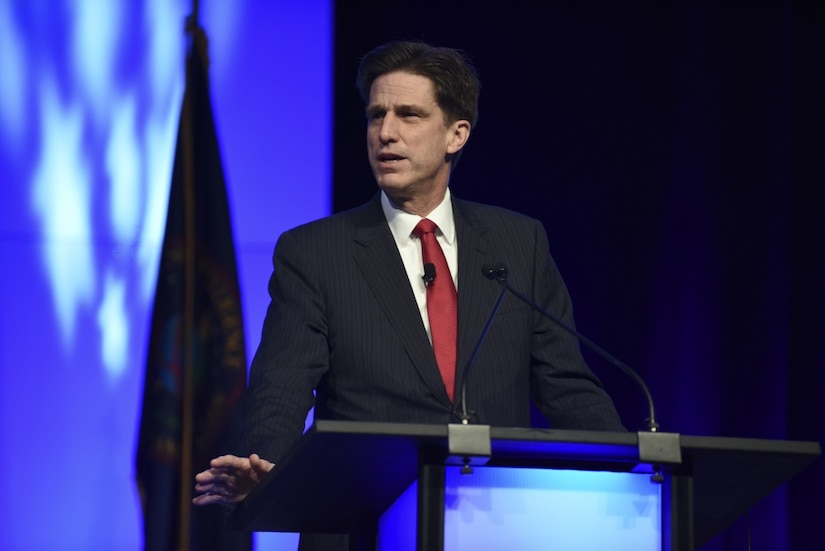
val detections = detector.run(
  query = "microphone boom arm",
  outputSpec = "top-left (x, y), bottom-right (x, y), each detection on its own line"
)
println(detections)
top-left (458, 282), bottom-right (508, 424)
top-left (487, 264), bottom-right (660, 433)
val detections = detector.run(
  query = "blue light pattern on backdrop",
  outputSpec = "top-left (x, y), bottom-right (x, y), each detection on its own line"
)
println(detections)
top-left (0, 1), bottom-right (331, 549)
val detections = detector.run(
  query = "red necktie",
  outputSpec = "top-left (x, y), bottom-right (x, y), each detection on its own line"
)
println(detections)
top-left (413, 219), bottom-right (458, 401)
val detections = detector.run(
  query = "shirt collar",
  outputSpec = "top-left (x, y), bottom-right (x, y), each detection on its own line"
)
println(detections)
top-left (381, 188), bottom-right (456, 245)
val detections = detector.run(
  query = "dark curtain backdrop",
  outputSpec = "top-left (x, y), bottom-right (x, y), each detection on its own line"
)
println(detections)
top-left (332, 2), bottom-right (824, 549)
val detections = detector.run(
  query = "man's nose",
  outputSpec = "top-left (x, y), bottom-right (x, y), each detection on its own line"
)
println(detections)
top-left (378, 114), bottom-right (398, 142)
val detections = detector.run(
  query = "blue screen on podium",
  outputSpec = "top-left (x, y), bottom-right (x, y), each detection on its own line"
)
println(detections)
top-left (379, 467), bottom-right (661, 551)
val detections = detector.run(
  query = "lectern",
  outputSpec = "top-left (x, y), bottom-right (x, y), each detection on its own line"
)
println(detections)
top-left (228, 420), bottom-right (820, 550)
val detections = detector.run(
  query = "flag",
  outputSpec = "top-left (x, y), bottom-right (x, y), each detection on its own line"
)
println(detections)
top-left (137, 23), bottom-right (250, 551)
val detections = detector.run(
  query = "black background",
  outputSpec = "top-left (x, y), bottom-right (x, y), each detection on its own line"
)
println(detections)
top-left (332, 2), bottom-right (825, 549)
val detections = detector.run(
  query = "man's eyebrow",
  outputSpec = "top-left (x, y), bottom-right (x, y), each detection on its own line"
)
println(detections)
top-left (366, 103), bottom-right (427, 117)
top-left (366, 105), bottom-right (385, 118)
top-left (395, 103), bottom-right (426, 113)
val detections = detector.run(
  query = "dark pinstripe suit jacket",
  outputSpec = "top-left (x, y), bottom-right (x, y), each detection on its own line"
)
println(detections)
top-left (242, 193), bottom-right (624, 462)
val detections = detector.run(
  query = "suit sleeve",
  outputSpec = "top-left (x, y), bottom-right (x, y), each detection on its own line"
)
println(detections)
top-left (527, 221), bottom-right (626, 431)
top-left (241, 229), bottom-right (329, 462)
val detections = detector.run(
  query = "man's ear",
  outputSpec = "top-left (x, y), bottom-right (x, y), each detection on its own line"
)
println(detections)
top-left (446, 120), bottom-right (471, 155)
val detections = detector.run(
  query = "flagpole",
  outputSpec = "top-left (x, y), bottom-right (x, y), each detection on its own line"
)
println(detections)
top-left (191, 0), bottom-right (200, 28)
top-left (178, 9), bottom-right (199, 550)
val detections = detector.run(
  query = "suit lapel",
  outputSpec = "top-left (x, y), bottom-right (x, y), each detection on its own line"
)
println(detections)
top-left (350, 195), bottom-right (452, 405)
top-left (453, 198), bottom-right (501, 395)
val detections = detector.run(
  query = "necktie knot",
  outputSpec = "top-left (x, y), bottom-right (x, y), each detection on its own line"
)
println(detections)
top-left (413, 218), bottom-right (438, 238)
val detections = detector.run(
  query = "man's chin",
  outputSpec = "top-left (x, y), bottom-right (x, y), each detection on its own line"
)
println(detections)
top-left (376, 176), bottom-right (409, 194)
top-left (377, 181), bottom-right (413, 205)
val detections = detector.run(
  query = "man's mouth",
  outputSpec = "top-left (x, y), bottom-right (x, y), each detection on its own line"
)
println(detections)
top-left (377, 153), bottom-right (405, 163)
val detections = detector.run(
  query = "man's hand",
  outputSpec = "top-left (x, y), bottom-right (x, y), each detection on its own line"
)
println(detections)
top-left (192, 453), bottom-right (274, 508)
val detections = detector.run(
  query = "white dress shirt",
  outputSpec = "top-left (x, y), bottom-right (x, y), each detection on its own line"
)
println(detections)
top-left (381, 188), bottom-right (458, 342)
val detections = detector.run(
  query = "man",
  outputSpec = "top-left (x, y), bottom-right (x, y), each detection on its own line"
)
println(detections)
top-left (193, 40), bottom-right (624, 547)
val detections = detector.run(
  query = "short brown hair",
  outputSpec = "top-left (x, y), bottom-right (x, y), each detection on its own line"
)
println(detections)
top-left (356, 41), bottom-right (480, 129)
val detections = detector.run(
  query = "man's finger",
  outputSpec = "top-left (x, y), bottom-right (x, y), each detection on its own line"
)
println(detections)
top-left (192, 493), bottom-right (230, 507)
top-left (209, 454), bottom-right (246, 469)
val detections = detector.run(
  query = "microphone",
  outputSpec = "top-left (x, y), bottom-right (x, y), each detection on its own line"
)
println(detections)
top-left (449, 263), bottom-right (679, 478)
top-left (422, 262), bottom-right (436, 287)
top-left (481, 263), bottom-right (661, 433)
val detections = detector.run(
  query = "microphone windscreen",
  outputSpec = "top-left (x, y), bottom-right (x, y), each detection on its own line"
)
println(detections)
top-left (481, 263), bottom-right (507, 281)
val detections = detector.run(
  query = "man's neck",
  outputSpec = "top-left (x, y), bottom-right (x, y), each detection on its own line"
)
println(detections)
top-left (384, 188), bottom-right (449, 218)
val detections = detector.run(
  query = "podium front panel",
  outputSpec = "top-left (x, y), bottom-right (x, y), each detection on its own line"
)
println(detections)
top-left (379, 467), bottom-right (662, 550)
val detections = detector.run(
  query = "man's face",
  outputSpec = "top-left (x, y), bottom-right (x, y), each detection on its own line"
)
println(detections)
top-left (366, 71), bottom-right (468, 207)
